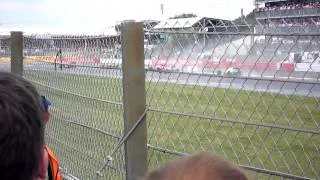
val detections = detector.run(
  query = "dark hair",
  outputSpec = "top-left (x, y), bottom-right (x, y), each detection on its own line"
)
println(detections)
top-left (0, 72), bottom-right (45, 180)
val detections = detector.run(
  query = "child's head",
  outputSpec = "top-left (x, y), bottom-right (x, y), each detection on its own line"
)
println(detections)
top-left (143, 152), bottom-right (249, 180)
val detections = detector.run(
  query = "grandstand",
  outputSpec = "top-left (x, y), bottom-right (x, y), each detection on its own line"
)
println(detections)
top-left (0, 35), bottom-right (10, 57)
top-left (2, 9), bottom-right (319, 74)
top-left (250, 0), bottom-right (320, 72)
top-left (254, 0), bottom-right (320, 33)
top-left (145, 2), bottom-right (320, 73)
top-left (150, 16), bottom-right (253, 55)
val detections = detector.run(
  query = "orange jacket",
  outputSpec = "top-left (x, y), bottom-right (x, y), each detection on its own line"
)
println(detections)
top-left (45, 145), bottom-right (63, 180)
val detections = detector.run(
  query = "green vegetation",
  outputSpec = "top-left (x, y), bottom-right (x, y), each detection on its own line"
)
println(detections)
top-left (169, 13), bottom-right (198, 19)
top-left (233, 10), bottom-right (256, 25)
top-left (24, 68), bottom-right (320, 180)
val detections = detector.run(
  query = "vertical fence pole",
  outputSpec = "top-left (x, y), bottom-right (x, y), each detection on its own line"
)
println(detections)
top-left (59, 49), bottom-right (63, 70)
top-left (121, 22), bottom-right (147, 180)
top-left (10, 31), bottom-right (23, 76)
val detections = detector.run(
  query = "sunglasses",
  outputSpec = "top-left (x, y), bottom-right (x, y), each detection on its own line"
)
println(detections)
top-left (41, 96), bottom-right (51, 112)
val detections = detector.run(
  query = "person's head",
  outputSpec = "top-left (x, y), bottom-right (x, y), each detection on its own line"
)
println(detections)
top-left (41, 95), bottom-right (51, 124)
top-left (0, 72), bottom-right (48, 180)
top-left (142, 152), bottom-right (250, 180)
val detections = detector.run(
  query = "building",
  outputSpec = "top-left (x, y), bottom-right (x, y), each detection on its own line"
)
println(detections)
top-left (254, 0), bottom-right (320, 33)
top-left (253, 0), bottom-right (320, 72)
top-left (152, 17), bottom-right (252, 33)
top-left (150, 16), bottom-right (253, 47)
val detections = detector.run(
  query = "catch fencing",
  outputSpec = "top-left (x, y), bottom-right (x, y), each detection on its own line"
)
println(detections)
top-left (0, 16), bottom-right (320, 180)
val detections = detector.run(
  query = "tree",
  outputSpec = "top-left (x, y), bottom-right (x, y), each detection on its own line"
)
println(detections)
top-left (233, 10), bottom-right (256, 25)
top-left (169, 13), bottom-right (197, 19)
top-left (114, 20), bottom-right (136, 33)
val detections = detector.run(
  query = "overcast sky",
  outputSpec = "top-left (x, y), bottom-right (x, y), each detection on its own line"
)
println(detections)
top-left (0, 0), bottom-right (255, 34)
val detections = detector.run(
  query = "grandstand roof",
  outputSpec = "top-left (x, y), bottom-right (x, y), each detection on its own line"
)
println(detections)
top-left (153, 17), bottom-right (203, 29)
top-left (255, 0), bottom-right (289, 3)
top-left (152, 17), bottom-right (232, 30)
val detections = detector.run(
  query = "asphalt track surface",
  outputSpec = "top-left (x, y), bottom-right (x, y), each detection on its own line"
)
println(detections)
top-left (1, 62), bottom-right (319, 97)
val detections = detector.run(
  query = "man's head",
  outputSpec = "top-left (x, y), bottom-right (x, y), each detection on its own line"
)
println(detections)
top-left (0, 72), bottom-right (48, 180)
top-left (142, 152), bottom-right (249, 180)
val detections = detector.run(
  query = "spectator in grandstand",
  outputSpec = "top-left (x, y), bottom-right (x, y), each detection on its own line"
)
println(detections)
top-left (257, 2), bottom-right (320, 12)
top-left (142, 152), bottom-right (250, 180)
top-left (0, 72), bottom-right (48, 180)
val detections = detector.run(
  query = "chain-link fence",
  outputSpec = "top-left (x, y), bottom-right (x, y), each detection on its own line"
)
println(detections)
top-left (22, 32), bottom-right (125, 180)
top-left (1, 10), bottom-right (320, 180)
top-left (145, 17), bottom-right (320, 180)
top-left (0, 35), bottom-right (11, 72)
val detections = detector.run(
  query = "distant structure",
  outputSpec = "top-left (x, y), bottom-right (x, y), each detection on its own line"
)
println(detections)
top-left (152, 16), bottom-right (250, 33)
top-left (115, 19), bottom-right (159, 34)
top-left (161, 4), bottom-right (164, 15)
top-left (252, 0), bottom-right (320, 71)
top-left (0, 35), bottom-right (10, 57)
top-left (150, 16), bottom-right (253, 56)
top-left (254, 0), bottom-right (320, 33)
top-left (140, 20), bottom-right (161, 30)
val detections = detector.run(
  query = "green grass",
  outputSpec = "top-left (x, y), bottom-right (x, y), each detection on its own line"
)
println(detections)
top-left (24, 68), bottom-right (320, 180)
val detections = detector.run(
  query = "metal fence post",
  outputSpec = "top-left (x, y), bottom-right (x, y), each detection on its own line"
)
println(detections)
top-left (121, 22), bottom-right (147, 180)
top-left (10, 31), bottom-right (23, 76)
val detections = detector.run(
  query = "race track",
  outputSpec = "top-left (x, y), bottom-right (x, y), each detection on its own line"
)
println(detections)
top-left (1, 62), bottom-right (319, 97)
